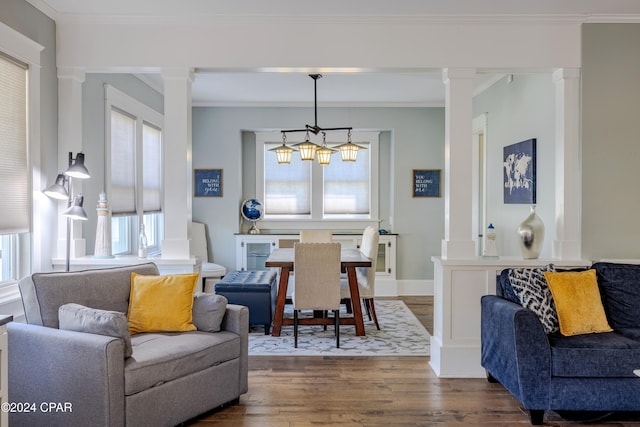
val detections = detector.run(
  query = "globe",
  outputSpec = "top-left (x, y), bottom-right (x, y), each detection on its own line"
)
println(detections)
top-left (241, 199), bottom-right (264, 234)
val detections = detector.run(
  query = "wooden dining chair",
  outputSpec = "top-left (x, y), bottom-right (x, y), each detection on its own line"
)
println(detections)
top-left (341, 226), bottom-right (381, 329)
top-left (292, 242), bottom-right (342, 348)
top-left (299, 229), bottom-right (333, 243)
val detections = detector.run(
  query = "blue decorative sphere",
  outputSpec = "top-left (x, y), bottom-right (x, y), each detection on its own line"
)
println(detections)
top-left (241, 199), bottom-right (264, 222)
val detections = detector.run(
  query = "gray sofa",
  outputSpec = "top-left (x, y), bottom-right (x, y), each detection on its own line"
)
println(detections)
top-left (8, 263), bottom-right (249, 427)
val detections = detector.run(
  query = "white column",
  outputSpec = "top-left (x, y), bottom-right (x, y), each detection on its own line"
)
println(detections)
top-left (552, 68), bottom-right (582, 259)
top-left (57, 67), bottom-right (87, 259)
top-left (161, 67), bottom-right (193, 259)
top-left (441, 68), bottom-right (477, 259)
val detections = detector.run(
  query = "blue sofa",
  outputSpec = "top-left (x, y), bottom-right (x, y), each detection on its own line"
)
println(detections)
top-left (481, 262), bottom-right (640, 425)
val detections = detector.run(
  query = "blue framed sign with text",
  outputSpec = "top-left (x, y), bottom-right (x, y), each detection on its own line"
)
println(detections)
top-left (194, 169), bottom-right (223, 197)
top-left (413, 169), bottom-right (441, 197)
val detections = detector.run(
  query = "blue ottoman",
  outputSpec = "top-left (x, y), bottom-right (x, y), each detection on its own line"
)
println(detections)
top-left (214, 270), bottom-right (278, 334)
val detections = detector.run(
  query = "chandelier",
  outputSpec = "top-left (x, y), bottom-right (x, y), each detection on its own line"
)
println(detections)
top-left (272, 74), bottom-right (367, 165)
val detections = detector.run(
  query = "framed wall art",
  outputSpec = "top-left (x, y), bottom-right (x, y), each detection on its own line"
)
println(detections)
top-left (413, 169), bottom-right (441, 198)
top-left (503, 138), bottom-right (536, 204)
top-left (194, 169), bottom-right (223, 197)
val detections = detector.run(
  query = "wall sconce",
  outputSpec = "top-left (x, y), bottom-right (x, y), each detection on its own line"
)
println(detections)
top-left (43, 152), bottom-right (91, 271)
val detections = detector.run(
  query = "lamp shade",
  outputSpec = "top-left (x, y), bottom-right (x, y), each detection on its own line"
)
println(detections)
top-left (294, 138), bottom-right (320, 161)
top-left (43, 174), bottom-right (69, 200)
top-left (268, 143), bottom-right (296, 164)
top-left (65, 152), bottom-right (91, 179)
top-left (337, 142), bottom-right (360, 162)
top-left (64, 194), bottom-right (88, 220)
top-left (316, 133), bottom-right (337, 165)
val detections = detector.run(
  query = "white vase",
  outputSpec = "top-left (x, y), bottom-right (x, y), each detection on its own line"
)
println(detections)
top-left (517, 205), bottom-right (545, 259)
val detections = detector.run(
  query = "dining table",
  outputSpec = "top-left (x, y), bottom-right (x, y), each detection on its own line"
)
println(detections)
top-left (265, 247), bottom-right (372, 337)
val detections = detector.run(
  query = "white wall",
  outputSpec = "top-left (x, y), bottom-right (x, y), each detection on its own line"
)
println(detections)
top-left (472, 74), bottom-right (557, 258)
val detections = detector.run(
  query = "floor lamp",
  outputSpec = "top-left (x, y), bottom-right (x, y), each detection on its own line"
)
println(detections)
top-left (44, 152), bottom-right (91, 272)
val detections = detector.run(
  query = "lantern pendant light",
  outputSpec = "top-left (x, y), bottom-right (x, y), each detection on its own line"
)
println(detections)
top-left (268, 134), bottom-right (296, 164)
top-left (335, 129), bottom-right (367, 162)
top-left (294, 131), bottom-right (321, 161)
top-left (316, 132), bottom-right (337, 166)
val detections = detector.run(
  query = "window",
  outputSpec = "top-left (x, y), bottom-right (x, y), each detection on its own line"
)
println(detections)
top-left (257, 131), bottom-right (379, 223)
top-left (105, 85), bottom-right (163, 255)
top-left (0, 51), bottom-right (29, 285)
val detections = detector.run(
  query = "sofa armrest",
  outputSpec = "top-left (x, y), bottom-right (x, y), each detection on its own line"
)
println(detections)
top-left (220, 304), bottom-right (249, 394)
top-left (481, 295), bottom-right (551, 410)
top-left (8, 322), bottom-right (125, 426)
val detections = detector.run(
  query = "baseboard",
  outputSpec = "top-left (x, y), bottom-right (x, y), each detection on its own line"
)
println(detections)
top-left (376, 279), bottom-right (433, 297)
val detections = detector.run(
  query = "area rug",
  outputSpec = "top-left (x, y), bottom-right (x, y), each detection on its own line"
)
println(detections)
top-left (249, 300), bottom-right (430, 356)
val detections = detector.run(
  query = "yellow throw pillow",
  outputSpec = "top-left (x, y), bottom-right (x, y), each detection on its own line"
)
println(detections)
top-left (544, 270), bottom-right (613, 336)
top-left (128, 273), bottom-right (198, 335)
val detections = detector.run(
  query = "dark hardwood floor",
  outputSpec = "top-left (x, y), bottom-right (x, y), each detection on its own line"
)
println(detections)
top-left (187, 296), bottom-right (640, 426)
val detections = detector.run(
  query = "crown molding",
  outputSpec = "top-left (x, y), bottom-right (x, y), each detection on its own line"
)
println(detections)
top-left (24, 0), bottom-right (58, 20)
top-left (51, 13), bottom-right (601, 26)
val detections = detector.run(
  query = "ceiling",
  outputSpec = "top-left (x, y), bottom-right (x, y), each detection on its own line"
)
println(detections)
top-left (27, 0), bottom-right (640, 107)
top-left (139, 71), bottom-right (501, 107)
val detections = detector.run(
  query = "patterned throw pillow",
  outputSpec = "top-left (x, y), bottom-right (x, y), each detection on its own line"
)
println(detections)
top-left (507, 264), bottom-right (558, 333)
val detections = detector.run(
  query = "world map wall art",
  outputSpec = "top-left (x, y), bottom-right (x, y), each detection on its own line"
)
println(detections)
top-left (503, 138), bottom-right (536, 204)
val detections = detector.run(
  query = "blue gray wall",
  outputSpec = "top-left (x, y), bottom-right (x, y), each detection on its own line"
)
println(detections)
top-left (192, 106), bottom-right (445, 282)
top-left (0, 0), bottom-right (58, 264)
top-left (81, 74), bottom-right (164, 252)
top-left (582, 24), bottom-right (640, 260)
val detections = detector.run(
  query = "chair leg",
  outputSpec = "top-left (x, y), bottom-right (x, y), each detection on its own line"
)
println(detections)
top-left (365, 298), bottom-right (380, 330)
top-left (344, 299), bottom-right (353, 314)
top-left (335, 309), bottom-right (340, 348)
top-left (363, 299), bottom-right (372, 321)
top-left (294, 310), bottom-right (299, 348)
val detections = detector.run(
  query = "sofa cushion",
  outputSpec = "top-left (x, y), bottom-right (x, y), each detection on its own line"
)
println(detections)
top-left (59, 303), bottom-right (133, 358)
top-left (124, 330), bottom-right (240, 395)
top-left (592, 262), bottom-right (640, 329)
top-left (545, 270), bottom-right (613, 336)
top-left (506, 264), bottom-right (558, 333)
top-left (19, 263), bottom-right (159, 328)
top-left (549, 331), bottom-right (640, 377)
top-left (192, 292), bottom-right (227, 332)
top-left (128, 273), bottom-right (198, 334)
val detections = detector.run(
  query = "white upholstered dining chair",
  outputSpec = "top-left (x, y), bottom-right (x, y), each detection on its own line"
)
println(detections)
top-left (292, 242), bottom-right (342, 348)
top-left (299, 229), bottom-right (333, 243)
top-left (189, 221), bottom-right (227, 292)
top-left (341, 226), bottom-right (380, 329)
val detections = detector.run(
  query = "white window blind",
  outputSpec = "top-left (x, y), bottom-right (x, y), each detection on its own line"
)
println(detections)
top-left (110, 108), bottom-right (136, 215)
top-left (264, 143), bottom-right (311, 215)
top-left (0, 53), bottom-right (28, 234)
top-left (142, 122), bottom-right (162, 213)
top-left (323, 144), bottom-right (370, 215)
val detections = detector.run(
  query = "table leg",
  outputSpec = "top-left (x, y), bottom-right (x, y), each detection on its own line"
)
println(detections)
top-left (271, 267), bottom-right (290, 336)
top-left (346, 266), bottom-right (366, 336)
